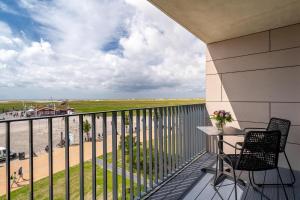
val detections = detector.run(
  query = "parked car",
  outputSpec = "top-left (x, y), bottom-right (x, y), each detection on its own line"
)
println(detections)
top-left (0, 147), bottom-right (17, 162)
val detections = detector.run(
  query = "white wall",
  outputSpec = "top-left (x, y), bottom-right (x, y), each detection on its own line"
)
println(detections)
top-left (206, 23), bottom-right (300, 170)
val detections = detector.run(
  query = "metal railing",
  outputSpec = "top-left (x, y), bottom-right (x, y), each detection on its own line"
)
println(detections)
top-left (1, 103), bottom-right (208, 200)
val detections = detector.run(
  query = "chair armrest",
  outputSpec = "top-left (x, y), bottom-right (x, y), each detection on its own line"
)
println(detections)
top-left (218, 140), bottom-right (242, 157)
top-left (218, 140), bottom-right (242, 150)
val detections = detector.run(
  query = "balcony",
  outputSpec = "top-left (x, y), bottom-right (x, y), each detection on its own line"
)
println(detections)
top-left (1, 104), bottom-right (209, 200)
top-left (1, 103), bottom-right (298, 200)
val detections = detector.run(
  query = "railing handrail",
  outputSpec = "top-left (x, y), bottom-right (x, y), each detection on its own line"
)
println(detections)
top-left (0, 103), bottom-right (205, 123)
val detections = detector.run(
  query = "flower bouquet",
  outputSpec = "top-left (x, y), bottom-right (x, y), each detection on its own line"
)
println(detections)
top-left (211, 110), bottom-right (233, 130)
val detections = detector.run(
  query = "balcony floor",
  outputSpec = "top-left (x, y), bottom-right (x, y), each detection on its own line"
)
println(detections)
top-left (146, 153), bottom-right (299, 200)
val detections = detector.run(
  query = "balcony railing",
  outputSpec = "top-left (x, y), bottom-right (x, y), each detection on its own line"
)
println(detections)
top-left (0, 103), bottom-right (208, 200)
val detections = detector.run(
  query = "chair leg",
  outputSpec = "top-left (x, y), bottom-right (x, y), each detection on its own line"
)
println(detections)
top-left (232, 169), bottom-right (238, 200)
top-left (276, 167), bottom-right (289, 200)
top-left (249, 171), bottom-right (271, 200)
top-left (252, 152), bottom-right (296, 186)
top-left (284, 152), bottom-right (296, 186)
top-left (213, 155), bottom-right (219, 186)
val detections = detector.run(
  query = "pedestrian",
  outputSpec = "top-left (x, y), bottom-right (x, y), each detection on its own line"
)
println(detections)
top-left (10, 171), bottom-right (18, 187)
top-left (17, 167), bottom-right (25, 182)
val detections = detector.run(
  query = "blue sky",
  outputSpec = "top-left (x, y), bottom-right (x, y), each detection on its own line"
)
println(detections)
top-left (0, 0), bottom-right (205, 100)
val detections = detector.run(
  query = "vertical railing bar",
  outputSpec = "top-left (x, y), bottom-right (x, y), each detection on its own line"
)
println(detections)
top-left (185, 106), bottom-right (188, 161)
top-left (197, 106), bottom-right (199, 153)
top-left (129, 110), bottom-right (134, 200)
top-left (6, 122), bottom-right (10, 200)
top-left (142, 109), bottom-right (147, 192)
top-left (178, 106), bottom-right (182, 167)
top-left (91, 114), bottom-right (97, 200)
top-left (136, 110), bottom-right (141, 197)
top-left (158, 108), bottom-right (163, 181)
top-left (181, 106), bottom-right (184, 166)
top-left (48, 118), bottom-right (53, 200)
top-left (187, 106), bottom-right (189, 161)
top-left (29, 120), bottom-right (34, 200)
top-left (121, 111), bottom-right (126, 200)
top-left (190, 106), bottom-right (193, 158)
top-left (193, 106), bottom-right (198, 156)
top-left (65, 117), bottom-right (70, 200)
top-left (196, 106), bottom-right (199, 153)
top-left (148, 108), bottom-right (153, 189)
top-left (102, 113), bottom-right (108, 200)
top-left (189, 106), bottom-right (191, 158)
top-left (200, 105), bottom-right (203, 152)
top-left (112, 112), bottom-right (118, 200)
top-left (79, 115), bottom-right (84, 200)
top-left (192, 106), bottom-right (195, 157)
top-left (171, 107), bottom-right (175, 172)
top-left (167, 107), bottom-right (171, 175)
top-left (154, 108), bottom-right (158, 184)
top-left (182, 106), bottom-right (187, 164)
top-left (175, 106), bottom-right (179, 169)
top-left (163, 107), bottom-right (167, 177)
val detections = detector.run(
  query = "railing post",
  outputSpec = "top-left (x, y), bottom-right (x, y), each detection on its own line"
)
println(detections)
top-left (154, 108), bottom-right (158, 184)
top-left (142, 109), bottom-right (147, 192)
top-left (29, 120), bottom-right (34, 200)
top-left (129, 110), bottom-right (134, 200)
top-left (136, 110), bottom-right (141, 197)
top-left (158, 107), bottom-right (164, 181)
top-left (171, 107), bottom-right (175, 172)
top-left (183, 106), bottom-right (187, 163)
top-left (65, 117), bottom-right (70, 200)
top-left (48, 118), bottom-right (53, 200)
top-left (175, 106), bottom-right (179, 169)
top-left (91, 114), bottom-right (96, 200)
top-left (121, 111), bottom-right (126, 200)
top-left (79, 115), bottom-right (84, 200)
top-left (163, 107), bottom-right (167, 177)
top-left (112, 112), bottom-right (118, 200)
top-left (102, 113), bottom-right (108, 200)
top-left (148, 108), bottom-right (153, 189)
top-left (167, 107), bottom-right (171, 175)
top-left (179, 106), bottom-right (183, 167)
top-left (6, 122), bottom-right (10, 200)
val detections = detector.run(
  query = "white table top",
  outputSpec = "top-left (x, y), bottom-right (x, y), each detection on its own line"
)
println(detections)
top-left (197, 126), bottom-right (245, 136)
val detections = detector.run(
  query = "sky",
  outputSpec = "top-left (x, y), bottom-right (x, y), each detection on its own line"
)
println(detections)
top-left (0, 0), bottom-right (205, 100)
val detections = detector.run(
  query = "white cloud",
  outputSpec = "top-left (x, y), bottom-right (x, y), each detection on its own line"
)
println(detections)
top-left (0, 0), bottom-right (205, 99)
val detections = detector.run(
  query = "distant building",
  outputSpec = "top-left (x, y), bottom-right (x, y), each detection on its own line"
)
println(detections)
top-left (26, 100), bottom-right (75, 117)
top-left (35, 107), bottom-right (74, 116)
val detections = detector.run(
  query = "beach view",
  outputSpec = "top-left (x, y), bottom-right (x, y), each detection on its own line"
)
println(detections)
top-left (0, 99), bottom-right (204, 199)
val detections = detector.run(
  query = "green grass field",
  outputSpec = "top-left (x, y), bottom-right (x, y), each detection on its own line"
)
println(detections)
top-left (1, 161), bottom-right (135, 200)
top-left (0, 99), bottom-right (204, 113)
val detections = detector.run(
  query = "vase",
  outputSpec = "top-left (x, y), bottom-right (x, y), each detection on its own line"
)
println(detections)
top-left (216, 122), bottom-right (225, 131)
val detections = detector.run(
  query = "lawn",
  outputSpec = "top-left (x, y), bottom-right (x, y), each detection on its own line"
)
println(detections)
top-left (0, 99), bottom-right (204, 113)
top-left (0, 161), bottom-right (132, 200)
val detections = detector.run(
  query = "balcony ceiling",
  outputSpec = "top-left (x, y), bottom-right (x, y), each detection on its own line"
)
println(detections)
top-left (149, 0), bottom-right (300, 43)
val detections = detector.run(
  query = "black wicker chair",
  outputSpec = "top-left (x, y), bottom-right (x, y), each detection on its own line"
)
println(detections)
top-left (237, 117), bottom-right (295, 186)
top-left (216, 130), bottom-right (288, 200)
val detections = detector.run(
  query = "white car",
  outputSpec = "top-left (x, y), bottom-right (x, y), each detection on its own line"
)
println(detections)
top-left (0, 147), bottom-right (17, 162)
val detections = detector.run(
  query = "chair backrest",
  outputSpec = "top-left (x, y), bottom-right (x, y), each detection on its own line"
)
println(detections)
top-left (267, 118), bottom-right (291, 152)
top-left (237, 130), bottom-right (281, 171)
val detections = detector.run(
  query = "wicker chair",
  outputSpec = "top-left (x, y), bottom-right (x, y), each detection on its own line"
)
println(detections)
top-left (237, 117), bottom-right (295, 186)
top-left (216, 130), bottom-right (288, 200)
